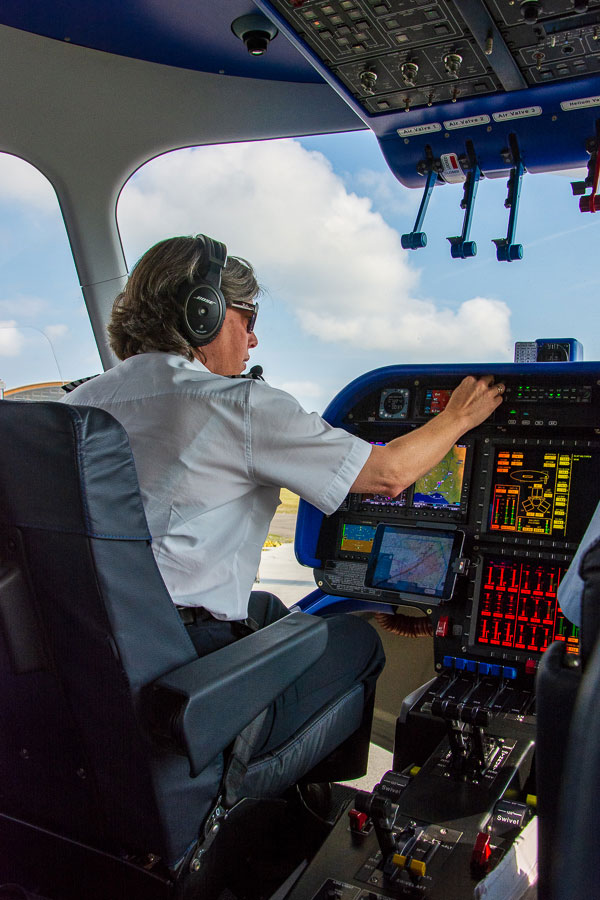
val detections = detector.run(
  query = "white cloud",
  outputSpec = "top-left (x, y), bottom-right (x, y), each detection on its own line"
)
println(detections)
top-left (118, 140), bottom-right (512, 362)
top-left (348, 168), bottom-right (420, 217)
top-left (45, 324), bottom-right (69, 340)
top-left (0, 321), bottom-right (24, 356)
top-left (0, 153), bottom-right (57, 213)
top-left (0, 295), bottom-right (49, 318)
top-left (279, 380), bottom-right (322, 398)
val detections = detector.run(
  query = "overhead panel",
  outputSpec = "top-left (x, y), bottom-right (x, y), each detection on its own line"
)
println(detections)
top-left (257, 0), bottom-right (600, 189)
top-left (264, 0), bottom-right (600, 115)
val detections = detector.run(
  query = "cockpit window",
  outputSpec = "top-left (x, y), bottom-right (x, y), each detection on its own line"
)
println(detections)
top-left (0, 153), bottom-right (101, 400)
top-left (117, 135), bottom-right (599, 413)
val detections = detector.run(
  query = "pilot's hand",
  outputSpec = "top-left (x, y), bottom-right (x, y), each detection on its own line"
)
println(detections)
top-left (444, 375), bottom-right (504, 432)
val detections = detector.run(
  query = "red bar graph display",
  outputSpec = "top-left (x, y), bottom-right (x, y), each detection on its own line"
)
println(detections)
top-left (475, 556), bottom-right (579, 655)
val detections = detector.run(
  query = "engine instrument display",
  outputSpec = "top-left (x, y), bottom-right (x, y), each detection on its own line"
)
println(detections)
top-left (473, 556), bottom-right (579, 656)
top-left (488, 445), bottom-right (598, 541)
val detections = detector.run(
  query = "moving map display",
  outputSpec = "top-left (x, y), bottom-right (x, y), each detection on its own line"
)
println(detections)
top-left (413, 443), bottom-right (467, 509)
top-left (365, 525), bottom-right (463, 601)
top-left (474, 556), bottom-right (579, 656)
top-left (488, 445), bottom-right (598, 541)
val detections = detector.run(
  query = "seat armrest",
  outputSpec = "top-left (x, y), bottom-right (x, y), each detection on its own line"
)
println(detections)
top-left (146, 612), bottom-right (328, 776)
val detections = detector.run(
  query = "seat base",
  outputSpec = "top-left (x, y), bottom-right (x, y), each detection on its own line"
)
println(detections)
top-left (0, 788), bottom-right (351, 900)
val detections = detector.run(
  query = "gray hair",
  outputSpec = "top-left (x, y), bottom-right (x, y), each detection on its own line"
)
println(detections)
top-left (108, 235), bottom-right (260, 361)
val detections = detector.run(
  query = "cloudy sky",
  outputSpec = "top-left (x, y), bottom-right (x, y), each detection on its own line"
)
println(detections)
top-left (1, 130), bottom-right (599, 410)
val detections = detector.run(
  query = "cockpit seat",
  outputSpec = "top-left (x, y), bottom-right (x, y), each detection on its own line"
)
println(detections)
top-left (0, 401), bottom-right (366, 899)
top-left (536, 533), bottom-right (600, 899)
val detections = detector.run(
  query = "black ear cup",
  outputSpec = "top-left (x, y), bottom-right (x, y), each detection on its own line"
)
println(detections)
top-left (178, 235), bottom-right (227, 346)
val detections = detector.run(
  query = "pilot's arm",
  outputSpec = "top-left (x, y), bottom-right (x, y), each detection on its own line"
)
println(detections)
top-left (351, 375), bottom-right (504, 496)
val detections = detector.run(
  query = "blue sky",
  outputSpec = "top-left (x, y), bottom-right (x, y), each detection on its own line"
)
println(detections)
top-left (1, 130), bottom-right (599, 410)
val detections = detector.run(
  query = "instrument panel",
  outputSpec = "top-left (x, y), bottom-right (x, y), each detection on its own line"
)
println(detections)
top-left (297, 363), bottom-right (600, 677)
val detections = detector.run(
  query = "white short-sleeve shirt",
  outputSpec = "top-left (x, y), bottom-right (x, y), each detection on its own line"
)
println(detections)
top-left (63, 352), bottom-right (371, 619)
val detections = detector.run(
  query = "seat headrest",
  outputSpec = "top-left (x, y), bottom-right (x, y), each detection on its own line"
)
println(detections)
top-left (0, 401), bottom-right (151, 540)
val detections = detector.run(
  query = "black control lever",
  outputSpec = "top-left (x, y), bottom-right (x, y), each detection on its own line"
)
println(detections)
top-left (447, 719), bottom-right (495, 780)
top-left (353, 789), bottom-right (398, 858)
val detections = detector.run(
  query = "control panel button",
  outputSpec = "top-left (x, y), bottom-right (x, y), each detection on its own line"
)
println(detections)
top-left (436, 615), bottom-right (450, 637)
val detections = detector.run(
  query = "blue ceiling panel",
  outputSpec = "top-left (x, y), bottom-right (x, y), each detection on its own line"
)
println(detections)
top-left (0, 0), bottom-right (323, 82)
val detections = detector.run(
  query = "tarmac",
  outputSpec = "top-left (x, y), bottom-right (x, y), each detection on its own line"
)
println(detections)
top-left (256, 540), bottom-right (314, 608)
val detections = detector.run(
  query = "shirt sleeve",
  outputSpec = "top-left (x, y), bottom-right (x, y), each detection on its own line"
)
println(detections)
top-left (247, 382), bottom-right (372, 515)
top-left (557, 499), bottom-right (600, 627)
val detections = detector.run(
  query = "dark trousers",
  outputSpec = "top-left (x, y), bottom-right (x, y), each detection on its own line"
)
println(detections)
top-left (184, 592), bottom-right (385, 756)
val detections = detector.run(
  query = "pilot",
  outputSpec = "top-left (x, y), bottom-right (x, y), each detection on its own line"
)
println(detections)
top-left (63, 234), bottom-right (504, 761)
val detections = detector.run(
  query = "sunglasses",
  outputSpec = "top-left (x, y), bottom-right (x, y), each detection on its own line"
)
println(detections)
top-left (229, 300), bottom-right (259, 333)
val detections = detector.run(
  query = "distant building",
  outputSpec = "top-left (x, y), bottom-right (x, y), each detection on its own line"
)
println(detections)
top-left (2, 381), bottom-right (65, 402)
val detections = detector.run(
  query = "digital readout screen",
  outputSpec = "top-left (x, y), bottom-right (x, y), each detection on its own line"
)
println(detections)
top-left (420, 389), bottom-right (453, 416)
top-left (488, 446), bottom-right (599, 541)
top-left (474, 556), bottom-right (579, 656)
top-left (413, 443), bottom-right (467, 509)
top-left (339, 523), bottom-right (377, 554)
top-left (360, 491), bottom-right (408, 509)
top-left (358, 441), bottom-right (408, 509)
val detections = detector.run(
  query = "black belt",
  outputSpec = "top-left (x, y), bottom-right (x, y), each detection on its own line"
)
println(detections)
top-left (176, 606), bottom-right (214, 625)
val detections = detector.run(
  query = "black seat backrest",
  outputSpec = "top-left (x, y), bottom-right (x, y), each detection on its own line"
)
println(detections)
top-left (0, 401), bottom-right (219, 864)
top-left (550, 538), bottom-right (600, 898)
top-left (537, 535), bottom-right (600, 899)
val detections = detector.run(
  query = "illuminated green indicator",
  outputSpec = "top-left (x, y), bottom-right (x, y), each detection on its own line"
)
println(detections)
top-left (510, 409), bottom-right (517, 414)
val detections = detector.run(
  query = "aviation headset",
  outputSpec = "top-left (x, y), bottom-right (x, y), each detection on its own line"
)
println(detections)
top-left (177, 234), bottom-right (228, 346)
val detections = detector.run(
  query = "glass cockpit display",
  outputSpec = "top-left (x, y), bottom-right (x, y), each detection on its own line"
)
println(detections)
top-left (487, 445), bottom-right (599, 541)
top-left (365, 524), bottom-right (464, 602)
top-left (413, 443), bottom-right (467, 510)
top-left (356, 442), bottom-right (470, 517)
top-left (339, 523), bottom-right (377, 554)
top-left (473, 556), bottom-right (579, 656)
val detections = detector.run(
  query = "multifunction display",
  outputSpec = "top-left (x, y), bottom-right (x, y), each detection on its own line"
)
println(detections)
top-left (473, 557), bottom-right (579, 656)
top-left (356, 442), bottom-right (470, 518)
top-left (413, 443), bottom-right (467, 509)
top-left (419, 388), bottom-right (452, 417)
top-left (488, 445), bottom-right (598, 541)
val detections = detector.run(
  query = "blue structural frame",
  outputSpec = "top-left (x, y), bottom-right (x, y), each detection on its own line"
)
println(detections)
top-left (294, 361), bottom-right (600, 616)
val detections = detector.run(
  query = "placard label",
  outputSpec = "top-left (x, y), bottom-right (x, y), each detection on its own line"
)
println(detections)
top-left (443, 114), bottom-right (490, 130)
top-left (397, 122), bottom-right (442, 137)
top-left (492, 106), bottom-right (542, 122)
top-left (561, 96), bottom-right (600, 111)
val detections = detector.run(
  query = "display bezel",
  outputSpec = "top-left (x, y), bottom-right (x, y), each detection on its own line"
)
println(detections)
top-left (364, 524), bottom-right (464, 603)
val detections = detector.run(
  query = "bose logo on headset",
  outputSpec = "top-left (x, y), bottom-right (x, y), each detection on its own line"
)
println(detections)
top-left (177, 234), bottom-right (228, 346)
